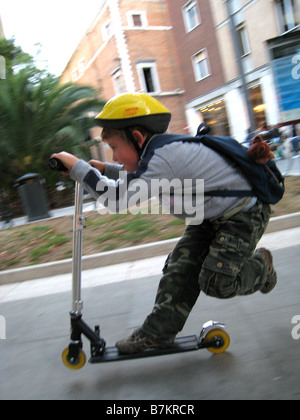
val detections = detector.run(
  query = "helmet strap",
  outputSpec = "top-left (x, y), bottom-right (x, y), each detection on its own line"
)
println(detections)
top-left (125, 128), bottom-right (143, 157)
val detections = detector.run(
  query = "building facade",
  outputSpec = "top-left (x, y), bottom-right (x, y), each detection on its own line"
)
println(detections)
top-left (61, 0), bottom-right (300, 147)
top-left (177, 0), bottom-right (300, 141)
top-left (166, 0), bottom-right (227, 136)
top-left (61, 0), bottom-right (187, 137)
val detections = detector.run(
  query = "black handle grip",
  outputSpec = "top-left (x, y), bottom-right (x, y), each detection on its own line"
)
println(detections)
top-left (49, 158), bottom-right (68, 172)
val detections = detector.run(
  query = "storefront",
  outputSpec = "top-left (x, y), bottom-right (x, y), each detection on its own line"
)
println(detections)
top-left (185, 64), bottom-right (281, 143)
top-left (199, 99), bottom-right (230, 136)
top-left (267, 31), bottom-right (300, 125)
top-left (249, 84), bottom-right (267, 129)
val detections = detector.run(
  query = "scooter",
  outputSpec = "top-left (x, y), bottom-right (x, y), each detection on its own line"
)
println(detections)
top-left (49, 158), bottom-right (230, 370)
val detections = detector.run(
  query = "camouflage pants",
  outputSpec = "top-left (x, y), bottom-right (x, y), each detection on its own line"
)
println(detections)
top-left (141, 200), bottom-right (271, 343)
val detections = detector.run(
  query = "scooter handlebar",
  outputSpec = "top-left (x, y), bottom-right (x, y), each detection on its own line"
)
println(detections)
top-left (49, 157), bottom-right (68, 172)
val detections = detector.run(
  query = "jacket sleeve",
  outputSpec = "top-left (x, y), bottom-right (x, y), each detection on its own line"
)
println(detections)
top-left (69, 159), bottom-right (151, 213)
top-left (104, 162), bottom-right (124, 180)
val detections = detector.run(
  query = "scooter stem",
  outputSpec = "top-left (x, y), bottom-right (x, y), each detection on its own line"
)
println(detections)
top-left (72, 182), bottom-right (84, 314)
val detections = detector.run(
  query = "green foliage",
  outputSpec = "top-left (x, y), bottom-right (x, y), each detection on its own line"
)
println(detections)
top-left (0, 38), bottom-right (34, 77)
top-left (0, 39), bottom-right (105, 197)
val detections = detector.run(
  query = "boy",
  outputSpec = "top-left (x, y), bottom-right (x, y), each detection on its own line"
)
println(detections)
top-left (51, 93), bottom-right (277, 354)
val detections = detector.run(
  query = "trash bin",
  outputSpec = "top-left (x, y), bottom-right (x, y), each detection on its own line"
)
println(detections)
top-left (15, 173), bottom-right (50, 222)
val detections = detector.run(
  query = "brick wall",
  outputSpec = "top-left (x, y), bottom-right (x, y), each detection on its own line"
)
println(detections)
top-left (60, 0), bottom-right (189, 156)
top-left (166, 0), bottom-right (225, 103)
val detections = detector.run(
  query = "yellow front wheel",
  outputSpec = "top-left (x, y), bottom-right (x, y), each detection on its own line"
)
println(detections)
top-left (62, 347), bottom-right (86, 370)
top-left (204, 329), bottom-right (230, 354)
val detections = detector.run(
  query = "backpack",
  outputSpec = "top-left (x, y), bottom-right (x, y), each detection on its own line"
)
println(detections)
top-left (144, 128), bottom-right (285, 205)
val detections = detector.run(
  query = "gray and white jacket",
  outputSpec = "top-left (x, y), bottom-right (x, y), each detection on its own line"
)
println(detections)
top-left (70, 134), bottom-right (256, 224)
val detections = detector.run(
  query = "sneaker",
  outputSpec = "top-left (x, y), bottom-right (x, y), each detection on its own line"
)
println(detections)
top-left (255, 247), bottom-right (277, 294)
top-left (115, 328), bottom-right (174, 354)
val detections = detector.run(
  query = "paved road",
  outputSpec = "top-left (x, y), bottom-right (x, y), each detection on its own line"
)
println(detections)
top-left (0, 227), bottom-right (299, 400)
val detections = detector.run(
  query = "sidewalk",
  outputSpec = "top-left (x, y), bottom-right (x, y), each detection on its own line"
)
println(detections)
top-left (0, 227), bottom-right (299, 400)
top-left (0, 154), bottom-right (299, 284)
top-left (0, 199), bottom-right (98, 230)
top-left (1, 224), bottom-right (300, 304)
top-left (1, 159), bottom-right (300, 400)
top-left (1, 190), bottom-right (300, 400)
top-left (1, 211), bottom-right (300, 285)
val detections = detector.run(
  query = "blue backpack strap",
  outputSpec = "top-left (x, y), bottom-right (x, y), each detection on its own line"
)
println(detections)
top-left (143, 133), bottom-right (256, 198)
top-left (142, 131), bottom-right (284, 203)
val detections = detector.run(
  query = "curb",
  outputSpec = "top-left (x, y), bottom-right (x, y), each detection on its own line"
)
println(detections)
top-left (1, 212), bottom-right (300, 285)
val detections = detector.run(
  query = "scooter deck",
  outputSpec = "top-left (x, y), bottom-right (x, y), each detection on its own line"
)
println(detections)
top-left (89, 335), bottom-right (200, 363)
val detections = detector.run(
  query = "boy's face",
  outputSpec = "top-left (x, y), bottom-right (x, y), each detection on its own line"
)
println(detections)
top-left (107, 134), bottom-right (139, 173)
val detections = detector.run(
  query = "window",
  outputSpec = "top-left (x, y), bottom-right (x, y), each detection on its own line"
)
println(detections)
top-left (136, 62), bottom-right (160, 93)
top-left (249, 85), bottom-right (267, 129)
top-left (132, 14), bottom-right (142, 27)
top-left (236, 25), bottom-right (251, 56)
top-left (127, 11), bottom-right (148, 28)
top-left (276, 0), bottom-right (299, 32)
top-left (192, 49), bottom-right (210, 81)
top-left (182, 1), bottom-right (200, 32)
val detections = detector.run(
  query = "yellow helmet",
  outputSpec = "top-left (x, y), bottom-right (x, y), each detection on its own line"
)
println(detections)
top-left (95, 93), bottom-right (171, 133)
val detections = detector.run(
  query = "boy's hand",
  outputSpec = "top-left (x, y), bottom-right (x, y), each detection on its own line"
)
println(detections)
top-left (50, 152), bottom-right (79, 175)
top-left (88, 159), bottom-right (105, 174)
